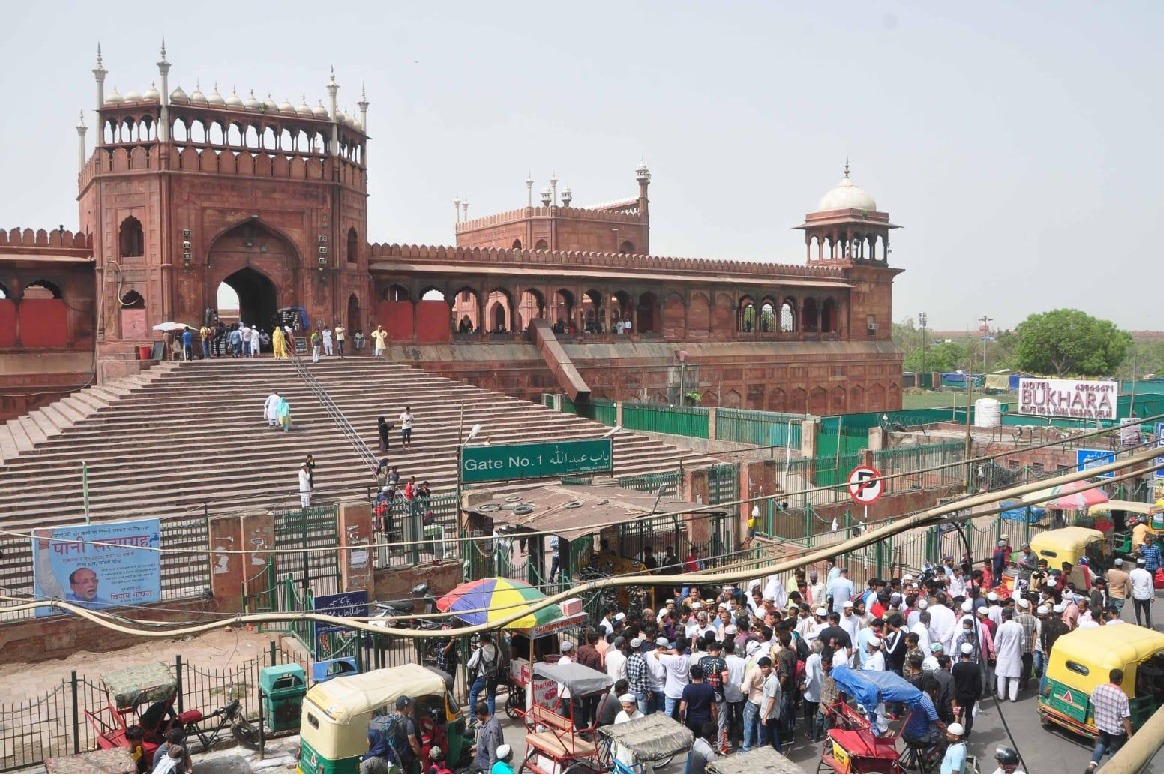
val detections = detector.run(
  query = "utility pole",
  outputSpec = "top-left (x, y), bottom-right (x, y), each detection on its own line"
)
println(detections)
top-left (978, 315), bottom-right (993, 376)
top-left (919, 312), bottom-right (928, 386)
top-left (964, 364), bottom-right (974, 492)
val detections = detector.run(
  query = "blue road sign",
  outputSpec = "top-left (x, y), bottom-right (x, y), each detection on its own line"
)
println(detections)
top-left (1076, 449), bottom-right (1116, 480)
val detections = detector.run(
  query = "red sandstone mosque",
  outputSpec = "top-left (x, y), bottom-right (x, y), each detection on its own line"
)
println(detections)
top-left (0, 46), bottom-right (903, 421)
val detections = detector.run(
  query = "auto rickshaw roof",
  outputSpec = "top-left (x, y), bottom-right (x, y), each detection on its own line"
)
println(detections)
top-left (1090, 500), bottom-right (1162, 515)
top-left (1030, 527), bottom-right (1105, 555)
top-left (304, 664), bottom-right (450, 725)
top-left (100, 662), bottom-right (177, 709)
top-left (467, 482), bottom-right (724, 541)
top-left (1051, 625), bottom-right (1164, 676)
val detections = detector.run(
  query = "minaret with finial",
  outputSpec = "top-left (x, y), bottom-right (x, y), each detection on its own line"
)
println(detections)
top-left (326, 66), bottom-right (340, 157)
top-left (76, 111), bottom-right (88, 172)
top-left (461, 198), bottom-right (469, 222)
top-left (157, 39), bottom-right (171, 142)
top-left (92, 43), bottom-right (107, 111)
top-left (525, 173), bottom-right (534, 209)
top-left (453, 197), bottom-right (461, 226)
top-left (549, 172), bottom-right (558, 207)
top-left (357, 83), bottom-right (369, 166)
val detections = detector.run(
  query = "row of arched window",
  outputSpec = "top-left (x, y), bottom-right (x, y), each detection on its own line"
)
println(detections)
top-left (737, 296), bottom-right (838, 334)
top-left (100, 117), bottom-right (364, 164)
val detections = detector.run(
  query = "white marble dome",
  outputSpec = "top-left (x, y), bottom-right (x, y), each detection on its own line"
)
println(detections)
top-left (143, 83), bottom-right (160, 102)
top-left (105, 87), bottom-right (124, 105)
top-left (817, 167), bottom-right (878, 212)
top-left (312, 101), bottom-right (328, 118)
top-left (169, 85), bottom-right (188, 102)
top-left (296, 97), bottom-right (313, 116)
top-left (189, 83), bottom-right (207, 104)
top-left (243, 90), bottom-right (261, 110)
top-left (207, 85), bottom-right (226, 106)
top-left (225, 88), bottom-right (243, 108)
top-left (122, 89), bottom-right (142, 103)
top-left (279, 98), bottom-right (296, 115)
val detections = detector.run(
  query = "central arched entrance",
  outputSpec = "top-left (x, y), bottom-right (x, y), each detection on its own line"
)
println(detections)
top-left (218, 268), bottom-right (278, 330)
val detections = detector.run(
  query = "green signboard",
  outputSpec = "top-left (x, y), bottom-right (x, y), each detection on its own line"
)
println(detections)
top-left (461, 438), bottom-right (614, 484)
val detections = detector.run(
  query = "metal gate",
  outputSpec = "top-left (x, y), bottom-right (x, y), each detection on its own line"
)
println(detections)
top-left (707, 463), bottom-right (739, 506)
top-left (274, 504), bottom-right (342, 598)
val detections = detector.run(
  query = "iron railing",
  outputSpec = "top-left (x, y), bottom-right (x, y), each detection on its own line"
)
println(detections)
top-left (287, 346), bottom-right (378, 473)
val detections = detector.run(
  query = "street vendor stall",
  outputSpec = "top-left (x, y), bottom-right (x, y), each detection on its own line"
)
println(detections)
top-left (462, 481), bottom-right (729, 613)
top-left (434, 576), bottom-right (588, 717)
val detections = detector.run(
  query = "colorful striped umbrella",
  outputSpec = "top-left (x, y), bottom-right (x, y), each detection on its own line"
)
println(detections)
top-left (1021, 480), bottom-right (1100, 505)
top-left (435, 577), bottom-right (564, 630)
top-left (1042, 488), bottom-right (1110, 511)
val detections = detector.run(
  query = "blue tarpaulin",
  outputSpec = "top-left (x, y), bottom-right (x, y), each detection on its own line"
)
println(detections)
top-left (831, 665), bottom-right (924, 710)
top-left (1000, 499), bottom-right (1046, 524)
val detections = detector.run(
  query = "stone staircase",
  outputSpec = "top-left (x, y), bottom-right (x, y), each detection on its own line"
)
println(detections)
top-left (0, 357), bottom-right (719, 533)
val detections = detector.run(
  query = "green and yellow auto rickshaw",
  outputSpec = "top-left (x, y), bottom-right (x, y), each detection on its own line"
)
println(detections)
top-left (297, 664), bottom-right (467, 774)
top-left (1039, 625), bottom-right (1164, 739)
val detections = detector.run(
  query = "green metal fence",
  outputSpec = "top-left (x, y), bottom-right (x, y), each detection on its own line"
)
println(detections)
top-left (617, 469), bottom-right (681, 494)
top-left (621, 403), bottom-right (710, 438)
top-left (715, 408), bottom-right (803, 449)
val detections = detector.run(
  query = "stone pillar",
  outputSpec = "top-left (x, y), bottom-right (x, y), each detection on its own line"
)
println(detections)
top-left (239, 511), bottom-right (276, 608)
top-left (208, 514), bottom-right (244, 612)
top-left (800, 418), bottom-right (819, 458)
top-left (707, 406), bottom-right (717, 439)
top-left (338, 500), bottom-right (374, 596)
top-left (615, 401), bottom-right (623, 429)
top-left (684, 467), bottom-right (709, 505)
top-left (867, 426), bottom-right (886, 452)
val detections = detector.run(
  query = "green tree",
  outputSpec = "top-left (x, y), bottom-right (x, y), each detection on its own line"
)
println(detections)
top-left (1120, 339), bottom-right (1164, 380)
top-left (1014, 309), bottom-right (1131, 376)
top-left (903, 339), bottom-right (970, 373)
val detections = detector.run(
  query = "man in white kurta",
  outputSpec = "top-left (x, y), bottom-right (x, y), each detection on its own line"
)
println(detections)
top-left (264, 391), bottom-right (280, 427)
top-left (928, 600), bottom-right (958, 655)
top-left (992, 609), bottom-right (1026, 702)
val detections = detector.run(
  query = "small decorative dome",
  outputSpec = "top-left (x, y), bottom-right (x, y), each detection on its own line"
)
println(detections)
top-left (263, 93), bottom-right (278, 111)
top-left (296, 96), bottom-right (313, 116)
top-left (225, 88), bottom-right (243, 108)
top-left (312, 100), bottom-right (328, 118)
top-left (279, 97), bottom-right (296, 115)
top-left (122, 89), bottom-right (142, 103)
top-left (816, 163), bottom-right (878, 212)
top-left (354, 118), bottom-right (364, 132)
top-left (169, 85), bottom-right (189, 102)
top-left (190, 82), bottom-right (207, 104)
top-left (143, 82), bottom-right (160, 102)
top-left (105, 87), bottom-right (124, 105)
top-left (339, 110), bottom-right (352, 126)
top-left (207, 84), bottom-right (226, 106)
top-left (243, 90), bottom-right (261, 110)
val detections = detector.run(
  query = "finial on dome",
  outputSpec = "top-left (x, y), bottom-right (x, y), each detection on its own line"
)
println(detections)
top-left (160, 38), bottom-right (167, 61)
top-left (330, 65), bottom-right (336, 84)
top-left (77, 111), bottom-right (86, 128)
top-left (843, 157), bottom-right (851, 178)
top-left (96, 42), bottom-right (104, 68)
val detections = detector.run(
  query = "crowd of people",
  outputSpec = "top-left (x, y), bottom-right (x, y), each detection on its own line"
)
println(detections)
top-left (172, 320), bottom-right (375, 360)
top-left (453, 531), bottom-right (1158, 774)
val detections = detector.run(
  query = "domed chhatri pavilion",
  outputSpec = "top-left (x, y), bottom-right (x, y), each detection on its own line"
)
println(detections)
top-left (0, 44), bottom-right (904, 420)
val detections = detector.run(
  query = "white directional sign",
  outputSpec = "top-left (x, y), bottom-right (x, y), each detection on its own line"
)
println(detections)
top-left (847, 465), bottom-right (884, 504)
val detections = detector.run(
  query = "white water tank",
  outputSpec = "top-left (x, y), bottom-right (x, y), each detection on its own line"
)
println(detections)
top-left (975, 397), bottom-right (1001, 428)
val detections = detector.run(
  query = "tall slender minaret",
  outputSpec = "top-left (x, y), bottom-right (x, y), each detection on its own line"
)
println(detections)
top-left (76, 112), bottom-right (88, 172)
top-left (357, 83), bottom-right (369, 165)
top-left (326, 67), bottom-right (340, 156)
top-left (156, 40), bottom-right (171, 142)
top-left (92, 43), bottom-right (107, 110)
top-left (525, 173), bottom-right (534, 209)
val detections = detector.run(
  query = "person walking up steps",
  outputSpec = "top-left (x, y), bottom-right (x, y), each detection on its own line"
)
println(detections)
top-left (399, 406), bottom-right (414, 449)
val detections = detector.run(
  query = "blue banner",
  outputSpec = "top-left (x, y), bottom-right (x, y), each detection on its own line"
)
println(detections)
top-left (1076, 449), bottom-right (1116, 480)
top-left (313, 591), bottom-right (369, 656)
top-left (32, 519), bottom-right (162, 616)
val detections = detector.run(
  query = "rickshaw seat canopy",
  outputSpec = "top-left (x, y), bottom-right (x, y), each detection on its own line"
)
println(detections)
top-left (532, 662), bottom-right (613, 697)
top-left (706, 746), bottom-right (801, 774)
top-left (831, 665), bottom-right (923, 710)
top-left (306, 664), bottom-right (450, 725)
top-left (598, 711), bottom-right (693, 762)
top-left (1047, 626), bottom-right (1164, 695)
top-left (1090, 500), bottom-right (1162, 515)
top-left (100, 663), bottom-right (177, 709)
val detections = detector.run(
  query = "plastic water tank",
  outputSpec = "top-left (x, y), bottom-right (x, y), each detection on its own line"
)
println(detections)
top-left (975, 397), bottom-right (1001, 428)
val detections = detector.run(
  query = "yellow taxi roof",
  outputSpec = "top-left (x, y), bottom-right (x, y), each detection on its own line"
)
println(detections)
top-left (304, 664), bottom-right (447, 725)
top-left (1051, 625), bottom-right (1164, 676)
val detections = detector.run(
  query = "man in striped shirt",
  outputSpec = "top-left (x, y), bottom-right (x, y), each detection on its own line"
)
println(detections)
top-left (625, 638), bottom-right (651, 716)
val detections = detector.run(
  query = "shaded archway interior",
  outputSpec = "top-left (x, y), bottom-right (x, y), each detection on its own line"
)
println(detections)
top-left (218, 268), bottom-right (279, 330)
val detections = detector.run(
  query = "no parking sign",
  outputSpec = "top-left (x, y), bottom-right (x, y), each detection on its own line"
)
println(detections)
top-left (847, 465), bottom-right (884, 505)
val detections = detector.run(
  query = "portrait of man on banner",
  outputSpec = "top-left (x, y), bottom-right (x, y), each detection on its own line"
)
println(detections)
top-left (31, 519), bottom-right (162, 615)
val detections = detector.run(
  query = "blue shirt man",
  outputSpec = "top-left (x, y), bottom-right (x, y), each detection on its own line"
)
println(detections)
top-left (902, 693), bottom-right (940, 744)
top-left (828, 571), bottom-right (856, 614)
top-left (1141, 541), bottom-right (1162, 574)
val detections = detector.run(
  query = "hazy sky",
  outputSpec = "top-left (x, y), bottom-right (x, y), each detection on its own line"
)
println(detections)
top-left (1, 1), bottom-right (1160, 331)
